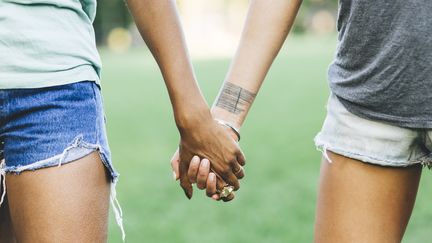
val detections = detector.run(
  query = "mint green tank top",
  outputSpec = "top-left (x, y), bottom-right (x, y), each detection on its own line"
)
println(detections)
top-left (0, 0), bottom-right (101, 88)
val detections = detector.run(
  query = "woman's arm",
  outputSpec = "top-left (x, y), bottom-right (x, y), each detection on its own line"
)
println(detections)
top-left (176, 0), bottom-right (304, 200)
top-left (212, 0), bottom-right (303, 128)
top-left (126, 0), bottom-right (245, 198)
top-left (126, 0), bottom-right (205, 123)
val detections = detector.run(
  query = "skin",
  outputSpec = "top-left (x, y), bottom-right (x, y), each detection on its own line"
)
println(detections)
top-left (3, 0), bottom-right (246, 240)
top-left (126, 0), bottom-right (245, 199)
top-left (172, 0), bottom-right (303, 199)
top-left (314, 152), bottom-right (421, 242)
top-left (171, 128), bottom-right (241, 201)
top-left (0, 152), bottom-right (110, 242)
top-left (174, 0), bottom-right (423, 241)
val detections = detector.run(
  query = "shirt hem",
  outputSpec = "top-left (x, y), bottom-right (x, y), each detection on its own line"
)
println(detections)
top-left (335, 95), bottom-right (432, 129)
top-left (0, 66), bottom-right (101, 89)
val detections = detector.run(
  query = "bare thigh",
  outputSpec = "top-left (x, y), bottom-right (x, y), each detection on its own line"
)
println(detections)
top-left (6, 152), bottom-right (111, 243)
top-left (314, 151), bottom-right (422, 243)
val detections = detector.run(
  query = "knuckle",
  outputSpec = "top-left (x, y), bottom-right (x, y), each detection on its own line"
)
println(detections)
top-left (187, 175), bottom-right (195, 183)
top-left (198, 169), bottom-right (207, 177)
top-left (220, 169), bottom-right (230, 178)
top-left (188, 167), bottom-right (197, 175)
top-left (188, 171), bottom-right (196, 180)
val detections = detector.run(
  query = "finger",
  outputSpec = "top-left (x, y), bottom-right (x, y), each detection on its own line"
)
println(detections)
top-left (231, 163), bottom-right (245, 179)
top-left (170, 149), bottom-right (180, 180)
top-left (221, 192), bottom-right (235, 202)
top-left (215, 173), bottom-right (226, 191)
top-left (179, 157), bottom-right (193, 199)
top-left (179, 174), bottom-right (193, 199)
top-left (187, 156), bottom-right (201, 184)
top-left (212, 175), bottom-right (226, 201)
top-left (236, 149), bottom-right (246, 166)
top-left (197, 159), bottom-right (210, 190)
top-left (206, 172), bottom-right (217, 198)
top-left (221, 166), bottom-right (240, 190)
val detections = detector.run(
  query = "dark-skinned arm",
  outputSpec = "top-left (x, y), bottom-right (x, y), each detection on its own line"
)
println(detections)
top-left (126, 0), bottom-right (245, 199)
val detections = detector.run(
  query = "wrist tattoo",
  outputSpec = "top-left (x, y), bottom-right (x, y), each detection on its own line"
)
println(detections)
top-left (215, 82), bottom-right (256, 115)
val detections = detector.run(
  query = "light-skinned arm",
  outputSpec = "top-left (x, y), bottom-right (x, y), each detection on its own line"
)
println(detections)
top-left (126, 0), bottom-right (245, 199)
top-left (172, 0), bottom-right (304, 200)
top-left (212, 0), bottom-right (303, 127)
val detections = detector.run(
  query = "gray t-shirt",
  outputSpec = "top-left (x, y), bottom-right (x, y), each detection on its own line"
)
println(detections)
top-left (328, 0), bottom-right (432, 128)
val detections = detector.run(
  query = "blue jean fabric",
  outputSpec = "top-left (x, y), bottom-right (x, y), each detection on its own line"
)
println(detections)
top-left (0, 81), bottom-right (117, 179)
top-left (0, 81), bottom-right (125, 240)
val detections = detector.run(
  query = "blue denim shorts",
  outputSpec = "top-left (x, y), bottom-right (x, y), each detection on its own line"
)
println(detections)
top-left (314, 93), bottom-right (432, 167)
top-left (0, 81), bottom-right (118, 180)
top-left (0, 81), bottom-right (125, 240)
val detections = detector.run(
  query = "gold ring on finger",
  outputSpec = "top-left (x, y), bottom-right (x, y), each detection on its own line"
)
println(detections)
top-left (219, 185), bottom-right (234, 198)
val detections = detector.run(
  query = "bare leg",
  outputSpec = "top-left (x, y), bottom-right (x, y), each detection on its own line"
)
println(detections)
top-left (314, 151), bottom-right (422, 243)
top-left (0, 197), bottom-right (16, 243)
top-left (6, 152), bottom-right (110, 243)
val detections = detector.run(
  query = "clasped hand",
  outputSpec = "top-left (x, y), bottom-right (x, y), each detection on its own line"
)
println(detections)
top-left (171, 118), bottom-right (245, 202)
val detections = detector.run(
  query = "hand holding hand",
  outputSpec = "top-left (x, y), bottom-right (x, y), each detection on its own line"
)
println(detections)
top-left (171, 152), bottom-right (240, 202)
top-left (171, 122), bottom-right (244, 201)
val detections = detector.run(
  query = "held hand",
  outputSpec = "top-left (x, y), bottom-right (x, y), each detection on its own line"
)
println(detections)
top-left (189, 156), bottom-right (239, 202)
top-left (171, 124), bottom-right (244, 201)
top-left (170, 126), bottom-right (241, 180)
top-left (171, 152), bottom-right (237, 202)
top-left (177, 118), bottom-right (245, 198)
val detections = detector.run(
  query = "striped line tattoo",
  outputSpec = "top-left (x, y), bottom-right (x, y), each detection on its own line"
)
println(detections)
top-left (215, 82), bottom-right (256, 115)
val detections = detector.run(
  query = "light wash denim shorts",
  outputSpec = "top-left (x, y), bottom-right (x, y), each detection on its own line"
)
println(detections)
top-left (314, 94), bottom-right (432, 167)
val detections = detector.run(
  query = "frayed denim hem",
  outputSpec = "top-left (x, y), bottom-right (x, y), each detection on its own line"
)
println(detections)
top-left (0, 135), bottom-right (125, 241)
top-left (314, 140), bottom-right (432, 169)
top-left (2, 135), bottom-right (119, 180)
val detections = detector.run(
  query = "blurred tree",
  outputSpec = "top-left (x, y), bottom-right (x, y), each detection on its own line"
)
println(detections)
top-left (94, 0), bottom-right (131, 45)
top-left (294, 0), bottom-right (338, 33)
top-left (93, 0), bottom-right (339, 45)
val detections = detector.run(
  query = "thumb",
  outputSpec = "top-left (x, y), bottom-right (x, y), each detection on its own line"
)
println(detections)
top-left (170, 148), bottom-right (180, 180)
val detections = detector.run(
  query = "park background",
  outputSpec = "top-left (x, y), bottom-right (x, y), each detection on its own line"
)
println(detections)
top-left (96, 1), bottom-right (432, 242)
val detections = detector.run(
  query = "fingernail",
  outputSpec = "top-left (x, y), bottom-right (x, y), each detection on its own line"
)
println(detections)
top-left (202, 159), bottom-right (209, 167)
top-left (192, 155), bottom-right (199, 162)
top-left (172, 171), bottom-right (177, 181)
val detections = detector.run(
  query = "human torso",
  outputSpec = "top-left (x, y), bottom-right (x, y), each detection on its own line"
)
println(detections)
top-left (328, 0), bottom-right (432, 128)
top-left (0, 0), bottom-right (101, 88)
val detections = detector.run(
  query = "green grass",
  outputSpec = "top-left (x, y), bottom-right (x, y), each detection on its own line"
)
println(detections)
top-left (99, 35), bottom-right (432, 243)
